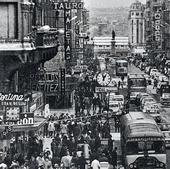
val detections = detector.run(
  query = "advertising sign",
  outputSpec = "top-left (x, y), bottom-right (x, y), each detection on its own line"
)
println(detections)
top-left (17, 113), bottom-right (34, 125)
top-left (154, 12), bottom-right (161, 43)
top-left (54, 2), bottom-right (84, 10)
top-left (0, 93), bottom-right (27, 106)
top-left (95, 87), bottom-right (118, 93)
top-left (30, 71), bottom-right (59, 93)
top-left (5, 107), bottom-right (20, 121)
top-left (64, 9), bottom-right (72, 60)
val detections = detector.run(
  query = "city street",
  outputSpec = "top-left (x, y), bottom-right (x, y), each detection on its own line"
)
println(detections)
top-left (0, 0), bottom-right (170, 169)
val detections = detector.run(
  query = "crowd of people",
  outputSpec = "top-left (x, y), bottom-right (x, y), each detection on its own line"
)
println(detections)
top-left (0, 111), bottom-right (118, 169)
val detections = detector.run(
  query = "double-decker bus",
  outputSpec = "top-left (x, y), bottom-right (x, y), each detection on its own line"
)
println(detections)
top-left (116, 60), bottom-right (128, 76)
top-left (120, 111), bottom-right (166, 169)
top-left (127, 74), bottom-right (147, 94)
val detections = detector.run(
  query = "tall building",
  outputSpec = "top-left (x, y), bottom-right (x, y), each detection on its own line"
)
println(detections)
top-left (128, 0), bottom-right (145, 47)
top-left (145, 0), bottom-right (170, 59)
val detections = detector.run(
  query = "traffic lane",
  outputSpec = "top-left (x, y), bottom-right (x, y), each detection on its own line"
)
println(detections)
top-left (166, 149), bottom-right (170, 169)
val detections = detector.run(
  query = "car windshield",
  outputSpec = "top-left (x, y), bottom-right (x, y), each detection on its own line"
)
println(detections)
top-left (126, 141), bottom-right (165, 155)
top-left (109, 104), bottom-right (119, 108)
top-left (113, 98), bottom-right (123, 102)
top-left (144, 98), bottom-right (155, 103)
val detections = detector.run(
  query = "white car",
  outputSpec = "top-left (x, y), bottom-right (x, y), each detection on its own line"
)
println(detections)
top-left (109, 101), bottom-right (122, 115)
top-left (150, 68), bottom-right (159, 78)
top-left (141, 97), bottom-right (156, 109)
top-left (110, 95), bottom-right (124, 109)
top-left (142, 102), bottom-right (159, 113)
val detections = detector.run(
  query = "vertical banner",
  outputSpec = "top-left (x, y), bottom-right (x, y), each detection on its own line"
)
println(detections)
top-left (60, 68), bottom-right (66, 98)
top-left (64, 9), bottom-right (72, 60)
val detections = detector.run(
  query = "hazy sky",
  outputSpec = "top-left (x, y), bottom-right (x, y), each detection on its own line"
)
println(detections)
top-left (84, 0), bottom-right (146, 8)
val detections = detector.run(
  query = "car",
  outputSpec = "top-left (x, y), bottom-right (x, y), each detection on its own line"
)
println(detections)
top-left (150, 68), bottom-right (159, 78)
top-left (109, 101), bottom-right (122, 115)
top-left (109, 95), bottom-right (124, 109)
top-left (141, 97), bottom-right (156, 109)
top-left (138, 93), bottom-right (150, 103)
top-left (136, 93), bottom-right (149, 105)
top-left (153, 72), bottom-right (162, 80)
top-left (156, 81), bottom-right (169, 93)
top-left (130, 92), bottom-right (140, 103)
top-left (157, 75), bottom-right (169, 82)
top-left (162, 131), bottom-right (170, 148)
top-left (142, 102), bottom-right (159, 113)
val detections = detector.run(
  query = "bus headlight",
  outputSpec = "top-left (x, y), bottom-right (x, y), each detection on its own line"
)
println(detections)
top-left (129, 164), bottom-right (133, 169)
top-left (159, 162), bottom-right (165, 168)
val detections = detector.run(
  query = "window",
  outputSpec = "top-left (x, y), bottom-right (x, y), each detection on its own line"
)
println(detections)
top-left (126, 141), bottom-right (165, 155)
top-left (136, 12), bottom-right (139, 16)
top-left (0, 3), bottom-right (17, 38)
top-left (131, 12), bottom-right (134, 16)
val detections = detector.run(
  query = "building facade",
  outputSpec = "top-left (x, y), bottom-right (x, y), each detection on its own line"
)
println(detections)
top-left (128, 0), bottom-right (145, 47)
top-left (93, 36), bottom-right (130, 58)
top-left (145, 0), bottom-right (170, 60)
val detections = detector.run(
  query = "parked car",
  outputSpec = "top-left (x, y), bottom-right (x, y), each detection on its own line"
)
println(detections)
top-left (109, 101), bottom-right (122, 115)
top-left (150, 68), bottom-right (159, 78)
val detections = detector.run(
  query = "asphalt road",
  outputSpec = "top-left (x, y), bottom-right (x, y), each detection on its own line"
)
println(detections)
top-left (129, 64), bottom-right (170, 169)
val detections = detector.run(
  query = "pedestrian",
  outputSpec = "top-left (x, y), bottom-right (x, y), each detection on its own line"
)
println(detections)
top-left (153, 79), bottom-right (158, 89)
top-left (61, 151), bottom-right (72, 169)
top-left (51, 139), bottom-right (57, 157)
top-left (110, 147), bottom-right (117, 169)
top-left (92, 96), bottom-right (97, 112)
top-left (36, 152), bottom-right (45, 169)
top-left (44, 156), bottom-right (53, 169)
top-left (77, 152), bottom-right (86, 169)
top-left (118, 81), bottom-right (121, 90)
top-left (27, 155), bottom-right (39, 169)
top-left (91, 155), bottom-right (100, 169)
top-left (48, 120), bottom-right (55, 138)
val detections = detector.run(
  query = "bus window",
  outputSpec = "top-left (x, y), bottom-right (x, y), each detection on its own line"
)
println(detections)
top-left (126, 141), bottom-right (165, 155)
top-left (126, 142), bottom-right (138, 155)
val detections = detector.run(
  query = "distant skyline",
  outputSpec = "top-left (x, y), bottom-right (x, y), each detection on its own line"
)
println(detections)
top-left (84, 0), bottom-right (146, 8)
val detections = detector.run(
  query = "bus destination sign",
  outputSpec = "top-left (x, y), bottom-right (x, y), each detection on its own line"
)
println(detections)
top-left (128, 137), bottom-right (164, 142)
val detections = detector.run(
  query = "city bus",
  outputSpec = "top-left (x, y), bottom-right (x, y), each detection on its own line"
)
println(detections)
top-left (120, 111), bottom-right (166, 169)
top-left (127, 74), bottom-right (147, 95)
top-left (116, 60), bottom-right (128, 76)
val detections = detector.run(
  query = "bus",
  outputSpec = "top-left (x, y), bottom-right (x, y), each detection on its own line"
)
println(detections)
top-left (116, 60), bottom-right (128, 76)
top-left (120, 111), bottom-right (166, 169)
top-left (127, 74), bottom-right (147, 94)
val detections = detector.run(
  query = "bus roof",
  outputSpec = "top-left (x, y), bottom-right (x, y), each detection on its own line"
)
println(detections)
top-left (121, 112), bottom-right (163, 139)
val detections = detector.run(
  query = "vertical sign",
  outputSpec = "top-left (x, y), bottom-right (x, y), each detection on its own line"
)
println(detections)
top-left (60, 68), bottom-right (66, 98)
top-left (64, 9), bottom-right (72, 60)
top-left (154, 12), bottom-right (161, 44)
top-left (54, 2), bottom-right (84, 61)
top-left (75, 24), bottom-right (80, 48)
